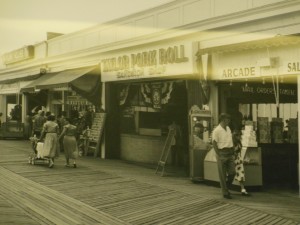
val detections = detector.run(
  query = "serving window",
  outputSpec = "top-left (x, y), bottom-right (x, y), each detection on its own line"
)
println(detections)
top-left (118, 80), bottom-right (187, 137)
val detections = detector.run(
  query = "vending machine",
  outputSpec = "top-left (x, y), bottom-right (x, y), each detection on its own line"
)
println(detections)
top-left (189, 105), bottom-right (212, 182)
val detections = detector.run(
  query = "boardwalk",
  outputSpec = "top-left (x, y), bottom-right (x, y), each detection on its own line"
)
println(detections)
top-left (0, 140), bottom-right (299, 224)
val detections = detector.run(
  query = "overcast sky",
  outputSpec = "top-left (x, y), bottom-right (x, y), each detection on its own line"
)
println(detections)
top-left (0, 0), bottom-right (173, 57)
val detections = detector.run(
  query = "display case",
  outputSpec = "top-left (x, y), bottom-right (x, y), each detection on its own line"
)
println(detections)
top-left (189, 105), bottom-right (212, 182)
top-left (204, 147), bottom-right (263, 186)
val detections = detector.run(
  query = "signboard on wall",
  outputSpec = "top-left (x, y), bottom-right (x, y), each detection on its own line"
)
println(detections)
top-left (212, 44), bottom-right (300, 81)
top-left (2, 46), bottom-right (34, 65)
top-left (227, 82), bottom-right (297, 103)
top-left (100, 42), bottom-right (194, 82)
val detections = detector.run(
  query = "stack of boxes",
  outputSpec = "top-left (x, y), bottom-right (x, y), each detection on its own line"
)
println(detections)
top-left (270, 118), bottom-right (283, 143)
top-left (257, 117), bottom-right (271, 143)
top-left (241, 124), bottom-right (258, 147)
top-left (288, 118), bottom-right (298, 143)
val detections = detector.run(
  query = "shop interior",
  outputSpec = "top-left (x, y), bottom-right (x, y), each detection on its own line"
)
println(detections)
top-left (116, 79), bottom-right (189, 166)
top-left (218, 76), bottom-right (298, 189)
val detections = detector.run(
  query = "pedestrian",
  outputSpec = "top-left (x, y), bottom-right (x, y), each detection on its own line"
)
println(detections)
top-left (232, 129), bottom-right (250, 196)
top-left (168, 120), bottom-right (182, 166)
top-left (212, 113), bottom-right (236, 199)
top-left (59, 117), bottom-right (79, 168)
top-left (32, 110), bottom-right (47, 138)
top-left (40, 114), bottom-right (59, 168)
top-left (57, 111), bottom-right (68, 152)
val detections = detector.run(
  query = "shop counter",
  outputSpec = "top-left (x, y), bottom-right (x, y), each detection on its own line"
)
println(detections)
top-left (260, 143), bottom-right (298, 187)
top-left (120, 134), bottom-right (167, 164)
top-left (204, 147), bottom-right (263, 186)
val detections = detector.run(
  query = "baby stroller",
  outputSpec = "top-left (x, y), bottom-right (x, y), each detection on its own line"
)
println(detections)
top-left (28, 136), bottom-right (51, 166)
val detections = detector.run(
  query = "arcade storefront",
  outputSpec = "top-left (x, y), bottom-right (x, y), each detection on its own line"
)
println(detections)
top-left (208, 39), bottom-right (299, 188)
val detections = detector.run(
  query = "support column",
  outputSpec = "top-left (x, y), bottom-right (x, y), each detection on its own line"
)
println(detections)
top-left (297, 75), bottom-right (300, 198)
top-left (21, 94), bottom-right (27, 122)
top-left (100, 82), bottom-right (106, 159)
top-left (0, 95), bottom-right (7, 123)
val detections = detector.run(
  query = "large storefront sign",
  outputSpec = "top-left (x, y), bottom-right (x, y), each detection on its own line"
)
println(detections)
top-left (212, 44), bottom-right (300, 80)
top-left (100, 43), bottom-right (193, 82)
top-left (281, 60), bottom-right (300, 74)
top-left (2, 46), bottom-right (34, 65)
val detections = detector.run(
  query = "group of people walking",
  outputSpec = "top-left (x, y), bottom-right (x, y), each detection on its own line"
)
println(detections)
top-left (31, 110), bottom-right (79, 168)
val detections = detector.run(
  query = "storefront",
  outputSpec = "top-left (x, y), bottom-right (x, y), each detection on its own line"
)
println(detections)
top-left (0, 82), bottom-right (26, 139)
top-left (101, 41), bottom-right (200, 166)
top-left (18, 66), bottom-right (102, 145)
top-left (203, 38), bottom-right (299, 188)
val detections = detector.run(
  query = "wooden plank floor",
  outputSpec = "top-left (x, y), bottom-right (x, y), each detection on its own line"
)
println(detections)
top-left (0, 166), bottom-right (129, 225)
top-left (1, 140), bottom-right (300, 224)
top-left (1, 164), bottom-right (298, 225)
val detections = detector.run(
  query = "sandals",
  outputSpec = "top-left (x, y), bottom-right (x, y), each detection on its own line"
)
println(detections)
top-left (241, 189), bottom-right (250, 196)
top-left (49, 161), bottom-right (54, 168)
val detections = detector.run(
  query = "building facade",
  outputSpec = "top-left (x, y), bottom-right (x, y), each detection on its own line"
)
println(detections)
top-left (0, 0), bottom-right (299, 189)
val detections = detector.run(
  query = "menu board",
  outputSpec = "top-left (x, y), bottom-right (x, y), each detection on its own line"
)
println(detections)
top-left (88, 112), bottom-right (106, 157)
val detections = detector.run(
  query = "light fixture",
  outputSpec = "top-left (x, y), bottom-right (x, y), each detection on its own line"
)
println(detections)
top-left (40, 65), bottom-right (50, 75)
top-left (262, 78), bottom-right (265, 85)
top-left (229, 80), bottom-right (232, 86)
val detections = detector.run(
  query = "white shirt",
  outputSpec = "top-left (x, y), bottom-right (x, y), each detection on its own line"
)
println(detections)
top-left (212, 124), bottom-right (233, 149)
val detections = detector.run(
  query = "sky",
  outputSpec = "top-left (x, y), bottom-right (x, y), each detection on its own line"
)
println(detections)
top-left (0, 0), bottom-right (173, 58)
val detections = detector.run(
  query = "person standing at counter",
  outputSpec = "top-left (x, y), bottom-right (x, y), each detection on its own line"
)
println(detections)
top-left (168, 120), bottom-right (182, 166)
top-left (212, 113), bottom-right (235, 199)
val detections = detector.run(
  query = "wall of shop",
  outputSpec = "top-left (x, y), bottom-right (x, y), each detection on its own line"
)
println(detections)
top-left (45, 0), bottom-right (294, 57)
top-left (120, 134), bottom-right (166, 164)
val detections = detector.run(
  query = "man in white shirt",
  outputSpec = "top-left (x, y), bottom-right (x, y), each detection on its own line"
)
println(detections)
top-left (212, 113), bottom-right (235, 199)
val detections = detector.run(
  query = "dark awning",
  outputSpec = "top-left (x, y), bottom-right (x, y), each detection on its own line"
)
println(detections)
top-left (20, 66), bottom-right (102, 106)
top-left (20, 74), bottom-right (54, 93)
top-left (35, 67), bottom-right (96, 90)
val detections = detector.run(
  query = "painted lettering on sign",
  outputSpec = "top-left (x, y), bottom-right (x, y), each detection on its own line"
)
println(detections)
top-left (101, 45), bottom-right (189, 73)
top-left (3, 46), bottom-right (34, 64)
top-left (242, 86), bottom-right (296, 96)
top-left (222, 67), bottom-right (256, 78)
top-left (287, 62), bottom-right (300, 72)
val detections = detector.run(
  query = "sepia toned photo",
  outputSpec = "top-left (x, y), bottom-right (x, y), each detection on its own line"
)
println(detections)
top-left (0, 0), bottom-right (299, 224)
